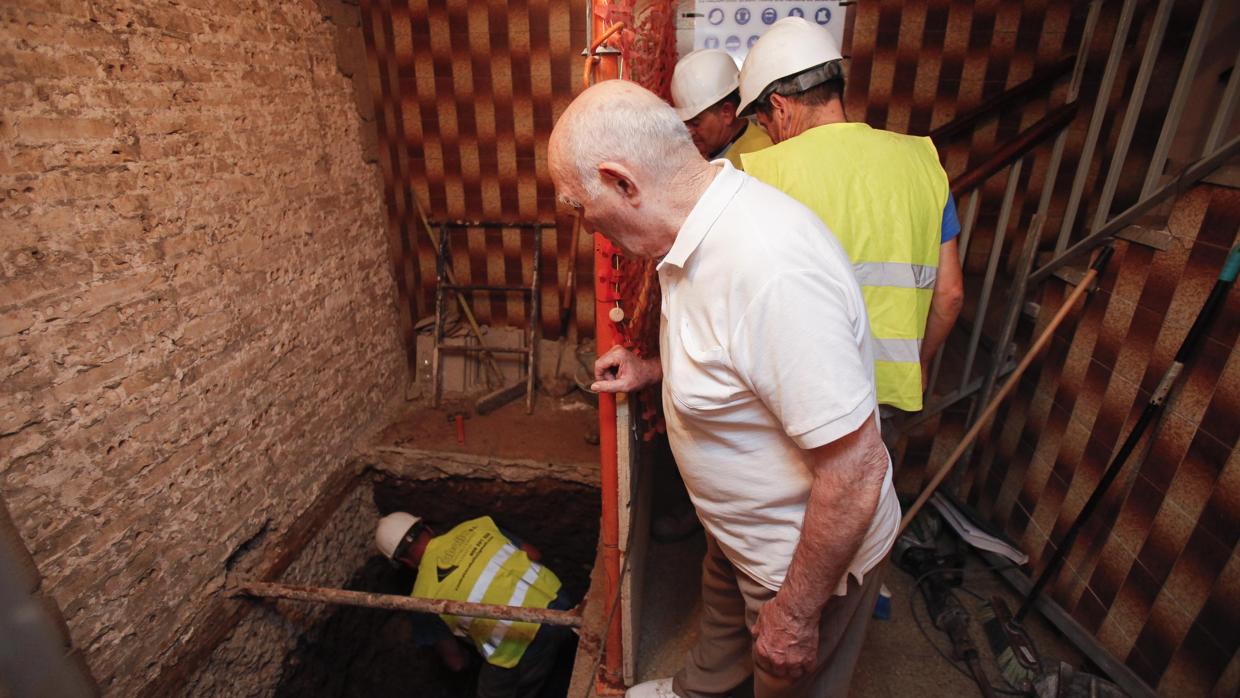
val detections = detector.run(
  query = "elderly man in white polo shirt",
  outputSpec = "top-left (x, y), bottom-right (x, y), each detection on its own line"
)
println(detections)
top-left (548, 80), bottom-right (899, 698)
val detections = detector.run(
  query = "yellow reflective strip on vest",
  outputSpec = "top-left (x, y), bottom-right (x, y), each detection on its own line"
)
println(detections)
top-left (853, 262), bottom-right (937, 290)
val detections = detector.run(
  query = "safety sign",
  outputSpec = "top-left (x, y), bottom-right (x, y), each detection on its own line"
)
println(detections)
top-left (690, 1), bottom-right (846, 63)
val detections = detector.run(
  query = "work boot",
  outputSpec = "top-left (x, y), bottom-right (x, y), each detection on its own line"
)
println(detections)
top-left (652, 509), bottom-right (701, 542)
top-left (626, 677), bottom-right (677, 697)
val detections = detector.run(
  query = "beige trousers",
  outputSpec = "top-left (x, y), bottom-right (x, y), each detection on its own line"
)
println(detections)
top-left (672, 534), bottom-right (883, 698)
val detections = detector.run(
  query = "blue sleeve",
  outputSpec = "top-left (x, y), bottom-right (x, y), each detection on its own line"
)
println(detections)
top-left (941, 193), bottom-right (961, 244)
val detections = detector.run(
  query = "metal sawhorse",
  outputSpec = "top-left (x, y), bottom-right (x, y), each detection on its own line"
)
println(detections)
top-left (430, 220), bottom-right (543, 414)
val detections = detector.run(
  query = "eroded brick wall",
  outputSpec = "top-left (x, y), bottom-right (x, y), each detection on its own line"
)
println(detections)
top-left (0, 1), bottom-right (405, 694)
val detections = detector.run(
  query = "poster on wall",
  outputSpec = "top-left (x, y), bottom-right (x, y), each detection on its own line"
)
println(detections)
top-left (677, 0), bottom-right (847, 64)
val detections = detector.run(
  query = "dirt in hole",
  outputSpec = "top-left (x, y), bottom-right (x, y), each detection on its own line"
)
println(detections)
top-left (275, 476), bottom-right (600, 698)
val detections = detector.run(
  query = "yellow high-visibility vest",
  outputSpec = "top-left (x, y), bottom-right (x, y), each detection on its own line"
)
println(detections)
top-left (412, 516), bottom-right (562, 668)
top-left (742, 122), bottom-right (948, 411)
top-left (722, 119), bottom-right (774, 171)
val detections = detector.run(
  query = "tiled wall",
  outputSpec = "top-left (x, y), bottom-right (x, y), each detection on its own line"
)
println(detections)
top-left (359, 0), bottom-right (588, 344)
top-left (883, 1), bottom-right (1240, 693)
top-left (956, 185), bottom-right (1235, 696)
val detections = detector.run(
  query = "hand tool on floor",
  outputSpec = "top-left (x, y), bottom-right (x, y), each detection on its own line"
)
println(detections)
top-left (1016, 241), bottom-right (1240, 621)
top-left (899, 246), bottom-right (1115, 535)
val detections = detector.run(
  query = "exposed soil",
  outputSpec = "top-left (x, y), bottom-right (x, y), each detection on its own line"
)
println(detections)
top-left (275, 476), bottom-right (600, 698)
top-left (373, 396), bottom-right (600, 468)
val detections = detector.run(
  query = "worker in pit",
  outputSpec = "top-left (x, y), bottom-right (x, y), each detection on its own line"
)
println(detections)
top-left (374, 512), bottom-right (573, 698)
top-left (551, 80), bottom-right (896, 698)
top-left (738, 18), bottom-right (965, 424)
top-left (670, 48), bottom-right (773, 169)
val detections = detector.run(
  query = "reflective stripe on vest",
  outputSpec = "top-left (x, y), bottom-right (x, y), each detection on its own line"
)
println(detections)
top-left (853, 262), bottom-right (937, 290)
top-left (412, 517), bottom-right (563, 668)
top-left (742, 122), bottom-right (948, 412)
top-left (873, 337), bottom-right (921, 364)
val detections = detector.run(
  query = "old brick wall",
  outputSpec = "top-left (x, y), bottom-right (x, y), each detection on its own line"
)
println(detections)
top-left (0, 0), bottom-right (405, 694)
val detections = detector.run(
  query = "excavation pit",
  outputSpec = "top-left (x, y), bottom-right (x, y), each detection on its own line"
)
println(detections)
top-left (187, 398), bottom-right (603, 698)
top-left (273, 475), bottom-right (600, 698)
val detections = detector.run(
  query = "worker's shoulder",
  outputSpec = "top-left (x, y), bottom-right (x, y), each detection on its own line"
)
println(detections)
top-left (715, 175), bottom-right (847, 261)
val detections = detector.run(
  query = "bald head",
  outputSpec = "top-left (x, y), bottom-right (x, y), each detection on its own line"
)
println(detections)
top-left (550, 80), bottom-right (699, 199)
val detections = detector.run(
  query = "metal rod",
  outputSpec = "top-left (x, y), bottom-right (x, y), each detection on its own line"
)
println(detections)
top-left (1018, 244), bottom-right (1240, 621)
top-left (1204, 42), bottom-right (1240, 154)
top-left (970, 215), bottom-right (1047, 498)
top-left (231, 581), bottom-right (583, 628)
top-left (528, 225), bottom-right (542, 414)
top-left (950, 103), bottom-right (1078, 197)
top-left (437, 345), bottom-right (533, 355)
top-left (430, 220), bottom-right (554, 230)
top-left (432, 225), bottom-right (448, 406)
top-left (1089, 0), bottom-right (1174, 235)
top-left (1142, 0), bottom-right (1219, 197)
top-left (442, 284), bottom-right (535, 294)
top-left (1067, 1), bottom-right (1103, 103)
top-left (902, 364), bottom-right (1017, 433)
top-left (900, 248), bottom-right (1114, 535)
top-left (961, 158), bottom-right (1024, 387)
top-left (928, 55), bottom-right (1076, 144)
top-left (1031, 133), bottom-right (1240, 285)
top-left (1054, 0), bottom-right (1139, 255)
top-left (957, 189), bottom-right (981, 264)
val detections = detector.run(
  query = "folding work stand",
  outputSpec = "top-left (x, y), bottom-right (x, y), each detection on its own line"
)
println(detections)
top-left (430, 220), bottom-right (543, 414)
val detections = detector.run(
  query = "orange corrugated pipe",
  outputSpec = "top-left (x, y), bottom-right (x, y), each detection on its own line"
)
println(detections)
top-left (585, 10), bottom-right (626, 693)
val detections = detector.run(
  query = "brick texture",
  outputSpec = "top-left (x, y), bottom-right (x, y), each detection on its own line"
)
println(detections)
top-left (0, 1), bottom-right (406, 694)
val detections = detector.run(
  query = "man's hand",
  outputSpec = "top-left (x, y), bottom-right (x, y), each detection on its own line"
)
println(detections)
top-left (591, 345), bottom-right (662, 393)
top-left (752, 594), bottom-right (820, 680)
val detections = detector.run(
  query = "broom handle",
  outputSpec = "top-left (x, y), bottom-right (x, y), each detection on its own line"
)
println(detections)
top-left (898, 246), bottom-right (1114, 535)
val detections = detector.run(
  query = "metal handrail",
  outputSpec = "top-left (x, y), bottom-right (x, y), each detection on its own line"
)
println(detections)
top-left (929, 55), bottom-right (1076, 145)
top-left (950, 102), bottom-right (1078, 196)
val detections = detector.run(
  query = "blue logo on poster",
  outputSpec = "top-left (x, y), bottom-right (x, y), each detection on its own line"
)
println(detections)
top-left (704, 35), bottom-right (720, 49)
top-left (761, 8), bottom-right (777, 24)
top-left (748, 35), bottom-right (760, 48)
top-left (707, 8), bottom-right (724, 25)
top-left (788, 7), bottom-right (804, 18)
top-left (725, 35), bottom-right (741, 51)
top-left (815, 7), bottom-right (831, 25)
top-left (735, 7), bottom-right (750, 24)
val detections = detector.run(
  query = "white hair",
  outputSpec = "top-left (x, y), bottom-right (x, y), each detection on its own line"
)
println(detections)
top-left (553, 80), bottom-right (698, 197)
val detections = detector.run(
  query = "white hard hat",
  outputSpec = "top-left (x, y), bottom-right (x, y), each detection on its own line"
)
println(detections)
top-left (375, 512), bottom-right (421, 559)
top-left (670, 49), bottom-right (741, 120)
top-left (738, 17), bottom-right (844, 116)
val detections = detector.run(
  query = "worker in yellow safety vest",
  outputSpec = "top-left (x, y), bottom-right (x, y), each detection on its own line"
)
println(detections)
top-left (375, 512), bottom-right (572, 698)
top-left (737, 17), bottom-right (965, 417)
top-left (671, 48), bottom-right (773, 170)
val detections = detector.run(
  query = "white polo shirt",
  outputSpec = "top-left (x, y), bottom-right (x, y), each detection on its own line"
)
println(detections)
top-left (658, 160), bottom-right (900, 594)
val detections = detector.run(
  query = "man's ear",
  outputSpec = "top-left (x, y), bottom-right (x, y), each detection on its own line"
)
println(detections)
top-left (597, 161), bottom-right (641, 204)
top-left (767, 92), bottom-right (789, 117)
top-left (718, 101), bottom-right (739, 124)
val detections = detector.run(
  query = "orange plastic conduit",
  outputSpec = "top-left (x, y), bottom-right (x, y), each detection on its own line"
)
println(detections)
top-left (584, 12), bottom-right (626, 693)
